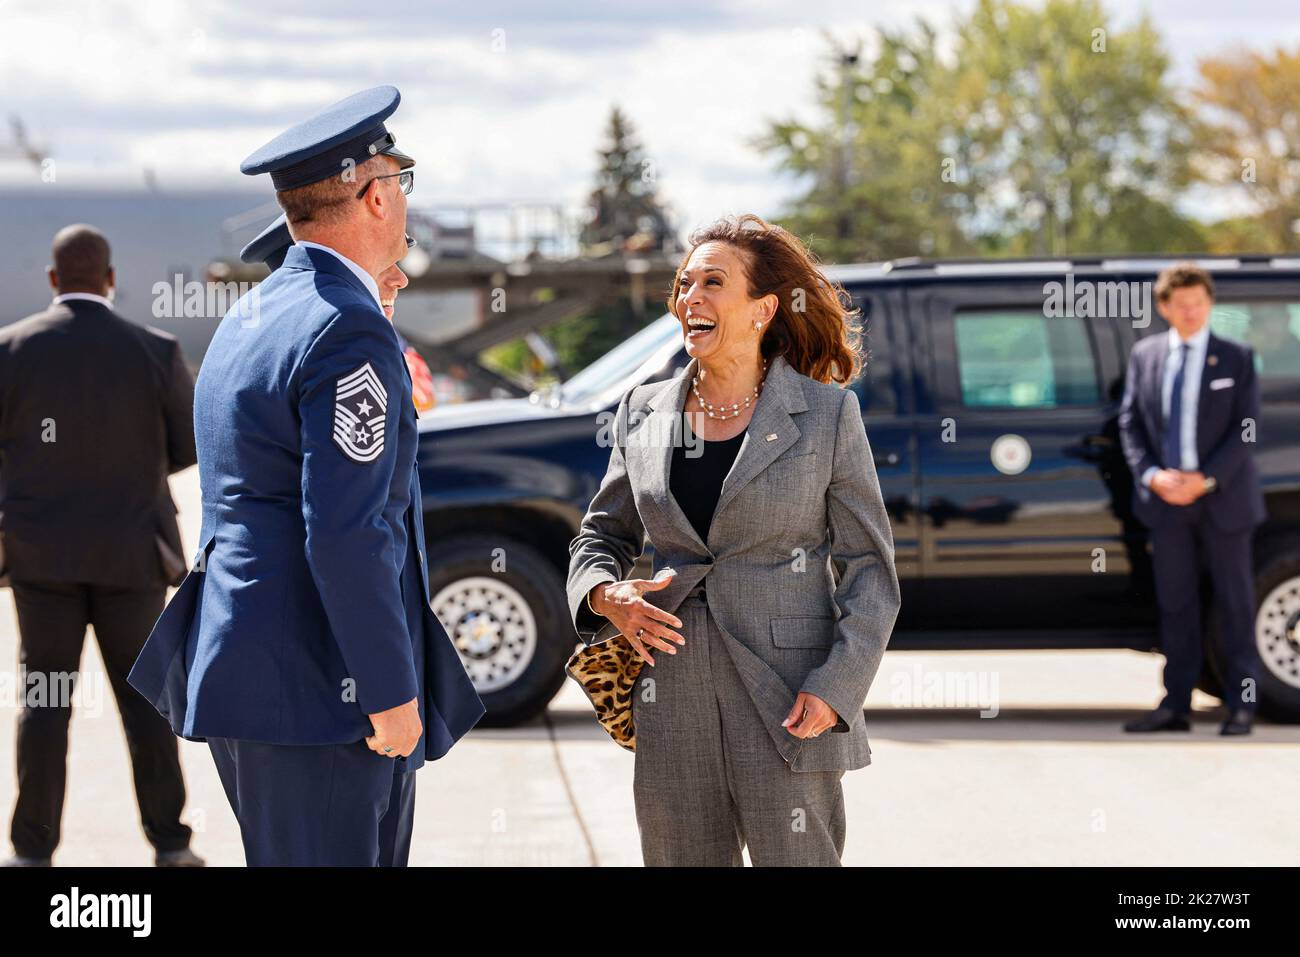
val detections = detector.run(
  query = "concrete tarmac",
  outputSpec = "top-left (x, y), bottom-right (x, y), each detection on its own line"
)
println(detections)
top-left (2, 468), bottom-right (1296, 866)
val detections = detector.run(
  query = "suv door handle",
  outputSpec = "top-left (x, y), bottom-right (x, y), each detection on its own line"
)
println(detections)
top-left (1064, 434), bottom-right (1113, 462)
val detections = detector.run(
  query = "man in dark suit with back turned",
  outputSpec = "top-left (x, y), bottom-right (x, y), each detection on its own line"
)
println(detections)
top-left (1119, 262), bottom-right (1266, 736)
top-left (0, 224), bottom-right (203, 866)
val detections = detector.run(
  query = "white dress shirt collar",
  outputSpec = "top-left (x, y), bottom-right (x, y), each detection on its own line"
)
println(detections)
top-left (52, 292), bottom-right (114, 309)
top-left (1167, 323), bottom-right (1210, 354)
top-left (295, 240), bottom-right (382, 310)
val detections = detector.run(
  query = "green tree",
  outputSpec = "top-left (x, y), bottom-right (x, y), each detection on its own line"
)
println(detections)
top-left (486, 108), bottom-right (677, 388)
top-left (762, 0), bottom-right (1204, 260)
top-left (581, 106), bottom-right (679, 255)
top-left (1194, 45), bottom-right (1300, 252)
top-left (943, 0), bottom-right (1202, 255)
top-left (760, 26), bottom-right (972, 262)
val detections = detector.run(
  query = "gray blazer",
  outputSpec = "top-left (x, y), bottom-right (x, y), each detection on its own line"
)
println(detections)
top-left (566, 352), bottom-right (900, 772)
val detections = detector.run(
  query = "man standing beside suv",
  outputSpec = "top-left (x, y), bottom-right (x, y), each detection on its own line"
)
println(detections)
top-left (1119, 263), bottom-right (1266, 736)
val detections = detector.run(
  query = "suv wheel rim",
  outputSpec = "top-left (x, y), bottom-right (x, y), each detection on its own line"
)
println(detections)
top-left (1256, 574), bottom-right (1300, 690)
top-left (432, 576), bottom-right (538, 694)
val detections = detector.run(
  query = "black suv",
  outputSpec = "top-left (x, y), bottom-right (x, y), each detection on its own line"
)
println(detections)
top-left (415, 255), bottom-right (1300, 726)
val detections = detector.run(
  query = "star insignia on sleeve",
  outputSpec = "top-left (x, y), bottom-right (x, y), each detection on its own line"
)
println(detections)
top-left (333, 362), bottom-right (388, 462)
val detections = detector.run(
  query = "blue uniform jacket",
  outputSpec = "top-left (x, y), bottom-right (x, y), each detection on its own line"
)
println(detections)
top-left (128, 244), bottom-right (484, 771)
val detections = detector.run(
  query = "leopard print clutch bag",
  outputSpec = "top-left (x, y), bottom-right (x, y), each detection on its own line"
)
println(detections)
top-left (565, 634), bottom-right (646, 752)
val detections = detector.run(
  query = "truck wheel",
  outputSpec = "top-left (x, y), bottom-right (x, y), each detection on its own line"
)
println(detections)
top-left (1207, 543), bottom-right (1300, 723)
top-left (425, 533), bottom-right (571, 728)
top-left (1251, 546), bottom-right (1300, 723)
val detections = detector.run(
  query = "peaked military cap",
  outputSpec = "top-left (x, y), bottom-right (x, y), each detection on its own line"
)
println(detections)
top-left (240, 85), bottom-right (415, 191)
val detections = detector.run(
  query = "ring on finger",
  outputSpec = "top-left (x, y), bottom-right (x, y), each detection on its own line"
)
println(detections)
top-left (635, 628), bottom-right (644, 638)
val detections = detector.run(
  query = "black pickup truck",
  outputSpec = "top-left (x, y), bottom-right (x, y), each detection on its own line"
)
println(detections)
top-left (415, 255), bottom-right (1300, 726)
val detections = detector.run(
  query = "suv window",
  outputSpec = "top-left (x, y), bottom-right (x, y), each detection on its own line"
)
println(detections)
top-left (954, 309), bottom-right (1100, 409)
top-left (847, 294), bottom-right (896, 414)
top-left (1209, 300), bottom-right (1300, 399)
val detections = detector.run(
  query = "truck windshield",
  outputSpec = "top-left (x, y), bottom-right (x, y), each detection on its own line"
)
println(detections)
top-left (560, 313), bottom-right (682, 405)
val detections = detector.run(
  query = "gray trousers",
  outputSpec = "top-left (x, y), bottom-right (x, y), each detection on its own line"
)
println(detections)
top-left (631, 587), bottom-right (846, 866)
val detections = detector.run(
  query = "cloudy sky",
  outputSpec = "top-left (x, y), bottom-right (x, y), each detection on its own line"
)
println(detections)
top-left (2, 0), bottom-right (1297, 234)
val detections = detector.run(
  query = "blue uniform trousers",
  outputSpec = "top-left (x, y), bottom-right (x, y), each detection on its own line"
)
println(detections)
top-left (207, 737), bottom-right (416, 866)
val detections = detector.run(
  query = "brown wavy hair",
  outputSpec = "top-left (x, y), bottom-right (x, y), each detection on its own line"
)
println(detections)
top-left (667, 214), bottom-right (864, 385)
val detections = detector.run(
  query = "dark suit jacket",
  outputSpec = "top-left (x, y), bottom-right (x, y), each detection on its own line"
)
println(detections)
top-left (0, 298), bottom-right (195, 587)
top-left (1118, 329), bottom-right (1265, 532)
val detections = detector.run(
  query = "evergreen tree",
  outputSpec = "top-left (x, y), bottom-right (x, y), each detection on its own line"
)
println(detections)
top-left (581, 106), bottom-right (678, 254)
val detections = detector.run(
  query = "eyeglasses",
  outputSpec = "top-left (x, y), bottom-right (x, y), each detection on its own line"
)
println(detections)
top-left (355, 169), bottom-right (414, 200)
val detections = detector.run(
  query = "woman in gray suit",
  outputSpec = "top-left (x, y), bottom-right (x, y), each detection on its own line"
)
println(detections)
top-left (567, 213), bottom-right (900, 866)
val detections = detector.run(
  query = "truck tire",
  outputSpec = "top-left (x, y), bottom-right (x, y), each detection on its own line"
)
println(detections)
top-left (1206, 541), bottom-right (1300, 723)
top-left (424, 533), bottom-right (571, 727)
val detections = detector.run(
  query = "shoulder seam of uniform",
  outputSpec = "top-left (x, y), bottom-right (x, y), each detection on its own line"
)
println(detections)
top-left (291, 301), bottom-right (398, 395)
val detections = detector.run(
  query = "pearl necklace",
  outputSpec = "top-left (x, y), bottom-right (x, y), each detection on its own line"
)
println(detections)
top-left (691, 361), bottom-right (768, 420)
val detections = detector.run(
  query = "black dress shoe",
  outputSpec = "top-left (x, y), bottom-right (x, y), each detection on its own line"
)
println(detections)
top-left (1, 855), bottom-right (51, 867)
top-left (1219, 709), bottom-right (1254, 736)
top-left (155, 847), bottom-right (205, 867)
top-left (1123, 707), bottom-right (1191, 732)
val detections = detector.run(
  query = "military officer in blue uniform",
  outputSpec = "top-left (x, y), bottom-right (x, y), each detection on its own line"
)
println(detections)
top-left (129, 86), bottom-right (484, 866)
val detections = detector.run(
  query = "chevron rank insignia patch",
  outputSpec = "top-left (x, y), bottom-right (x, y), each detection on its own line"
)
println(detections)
top-left (333, 362), bottom-right (388, 462)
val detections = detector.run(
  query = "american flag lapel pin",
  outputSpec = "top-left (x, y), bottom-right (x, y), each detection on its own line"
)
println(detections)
top-left (765, 433), bottom-right (778, 442)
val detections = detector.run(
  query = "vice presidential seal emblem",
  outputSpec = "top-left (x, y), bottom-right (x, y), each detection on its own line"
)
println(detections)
top-left (333, 362), bottom-right (388, 462)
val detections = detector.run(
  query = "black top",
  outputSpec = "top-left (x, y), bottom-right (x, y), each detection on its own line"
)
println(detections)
top-left (669, 418), bottom-right (747, 545)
